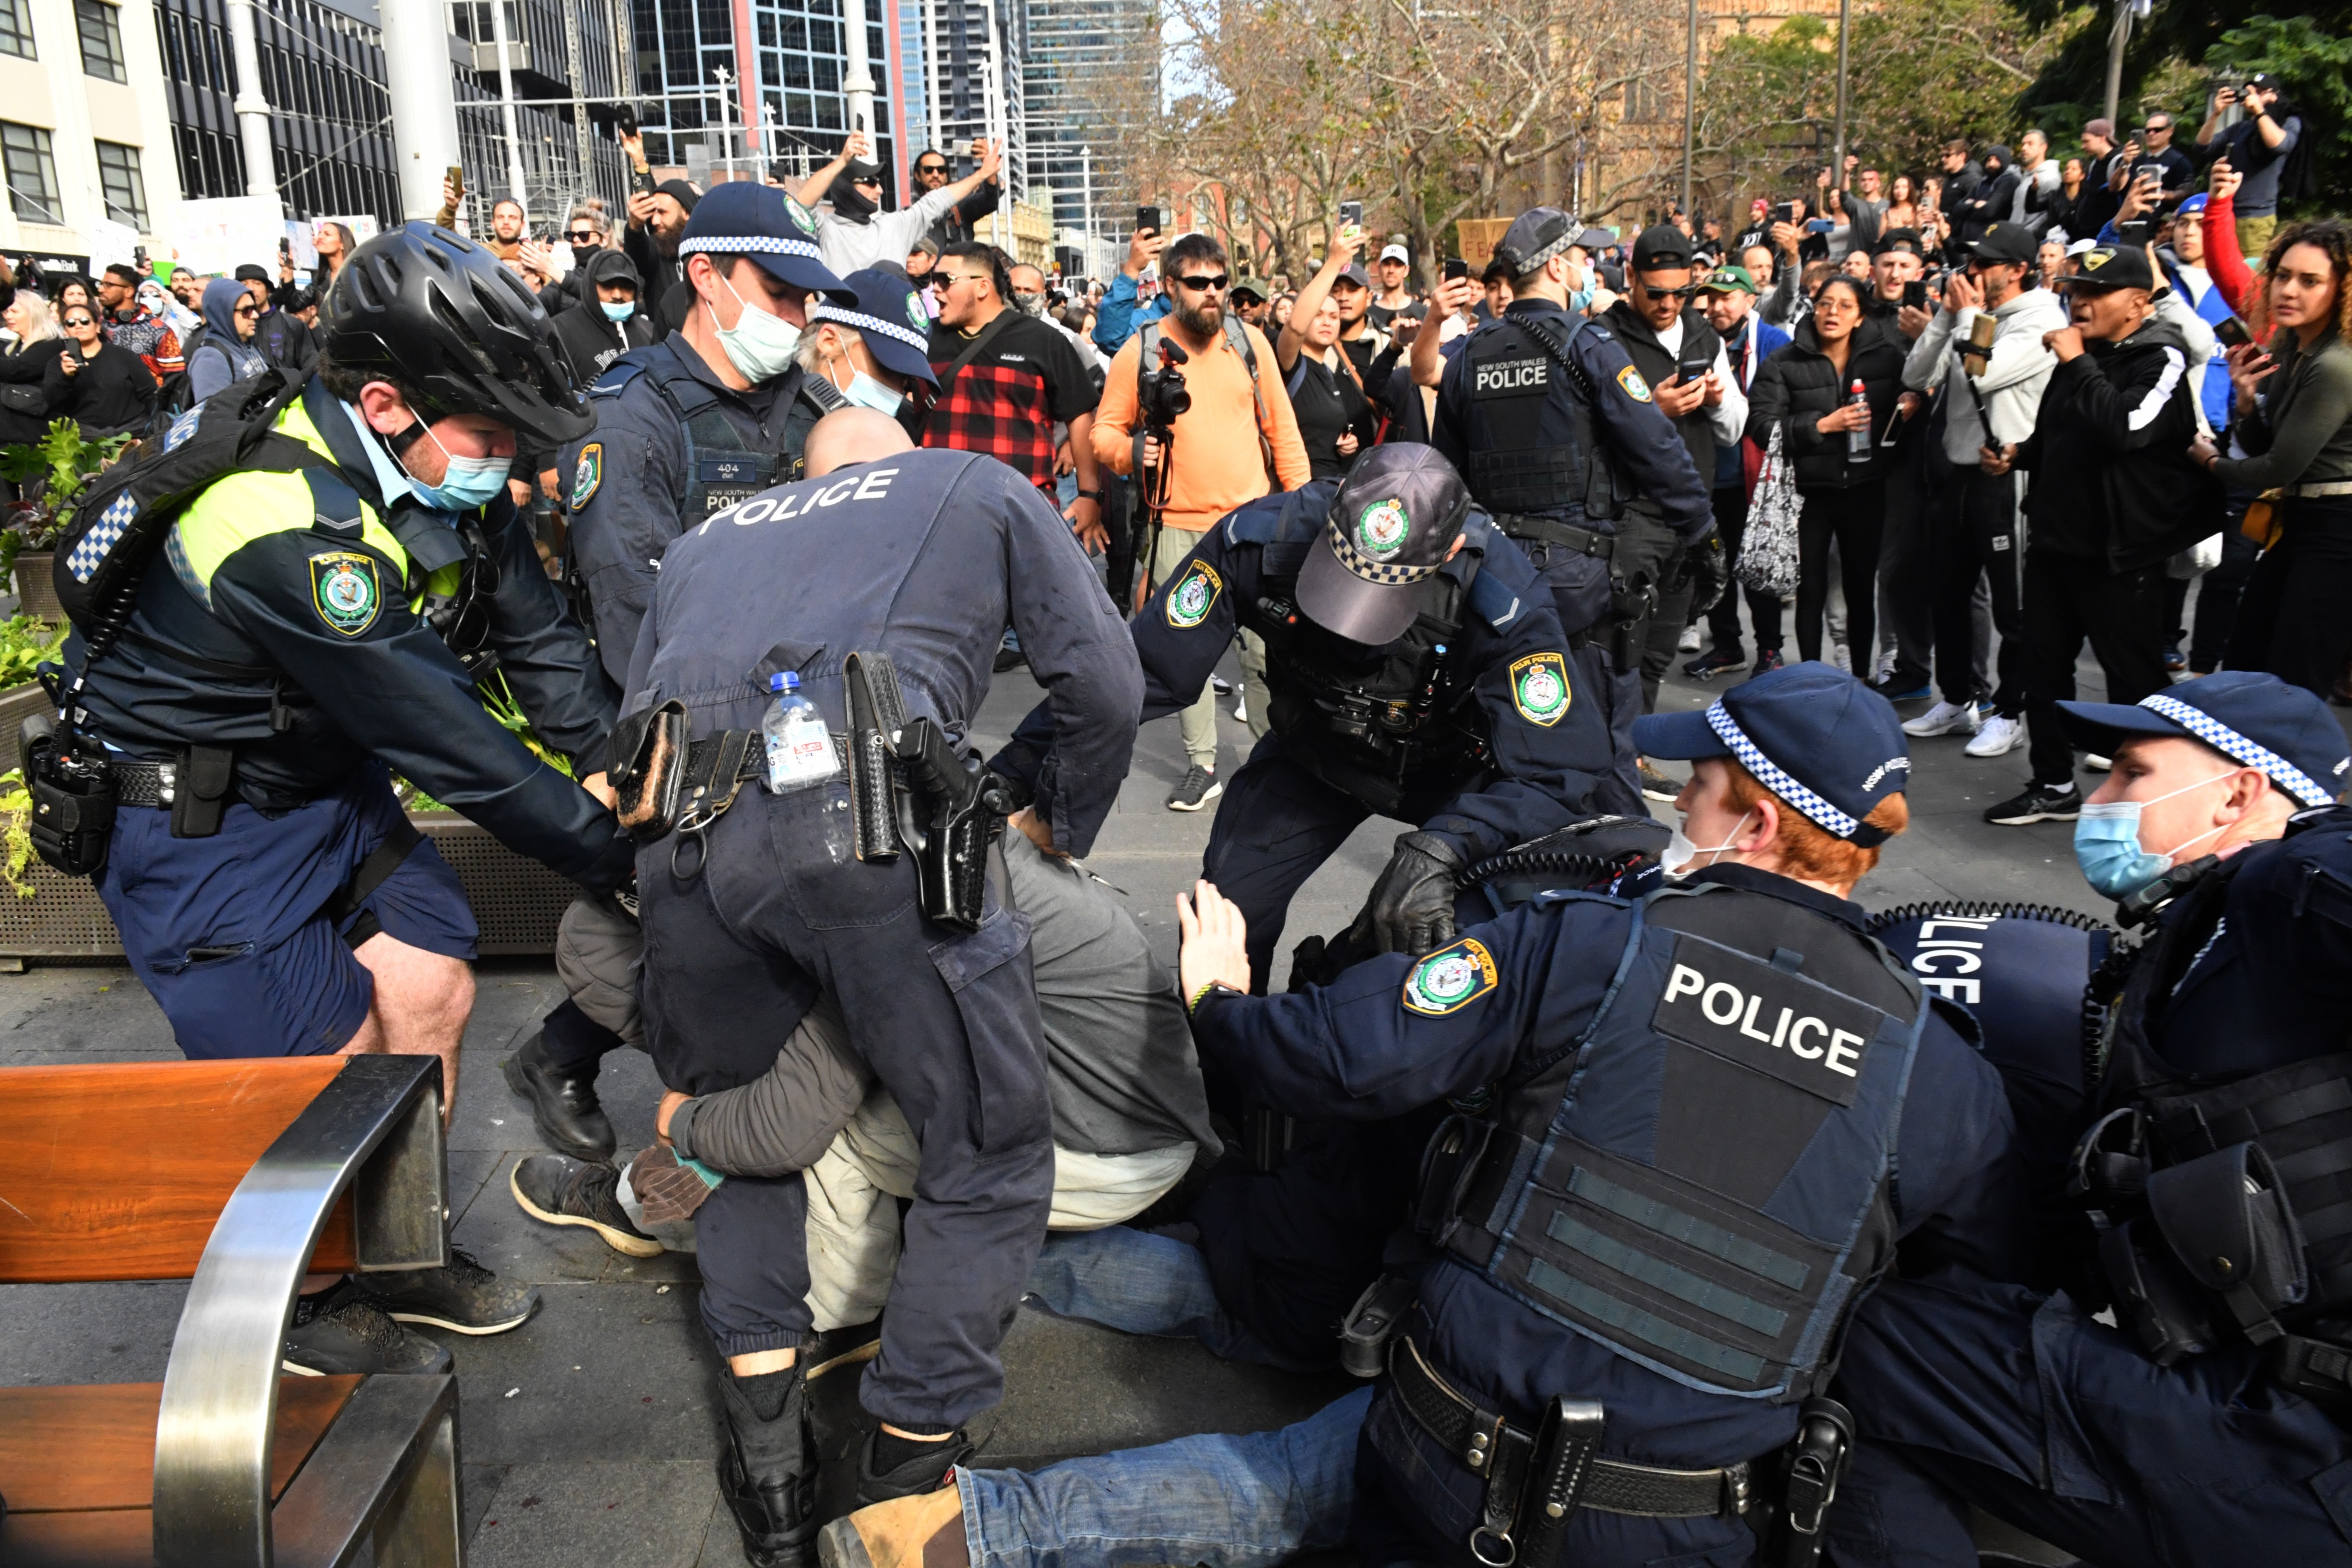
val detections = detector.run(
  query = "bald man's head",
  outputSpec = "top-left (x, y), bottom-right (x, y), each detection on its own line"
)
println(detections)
top-left (803, 407), bottom-right (915, 478)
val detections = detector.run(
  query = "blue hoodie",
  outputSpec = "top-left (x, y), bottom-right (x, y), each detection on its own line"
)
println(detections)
top-left (188, 277), bottom-right (267, 400)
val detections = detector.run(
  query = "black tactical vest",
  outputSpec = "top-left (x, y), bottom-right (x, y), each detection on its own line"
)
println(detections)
top-left (598, 339), bottom-right (830, 521)
top-left (1432, 882), bottom-right (1929, 1401)
top-left (1605, 303), bottom-right (1724, 485)
top-left (1461, 313), bottom-right (1610, 521)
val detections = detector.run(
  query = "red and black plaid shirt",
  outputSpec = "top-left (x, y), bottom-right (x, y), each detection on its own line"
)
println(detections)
top-left (922, 311), bottom-right (1095, 496)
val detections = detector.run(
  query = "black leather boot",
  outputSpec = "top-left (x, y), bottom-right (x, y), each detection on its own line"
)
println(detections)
top-left (852, 1425), bottom-right (975, 1508)
top-left (501, 1030), bottom-right (616, 1161)
top-left (719, 1368), bottom-right (819, 1568)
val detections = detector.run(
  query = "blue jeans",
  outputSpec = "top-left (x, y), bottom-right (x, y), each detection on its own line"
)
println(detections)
top-left (958, 1385), bottom-right (1372, 1568)
top-left (1022, 1226), bottom-right (1316, 1372)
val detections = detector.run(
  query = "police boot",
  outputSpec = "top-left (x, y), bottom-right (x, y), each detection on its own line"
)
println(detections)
top-left (719, 1368), bottom-right (819, 1568)
top-left (851, 1426), bottom-right (975, 1508)
top-left (501, 1030), bottom-right (616, 1161)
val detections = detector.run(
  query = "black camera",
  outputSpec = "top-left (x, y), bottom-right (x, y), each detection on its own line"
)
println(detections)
top-left (1138, 337), bottom-right (1191, 431)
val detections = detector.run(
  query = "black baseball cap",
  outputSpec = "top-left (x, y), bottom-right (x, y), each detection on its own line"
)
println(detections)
top-left (1871, 228), bottom-right (1926, 258)
top-left (1631, 224), bottom-right (1695, 272)
top-left (1333, 264), bottom-right (1371, 290)
top-left (2058, 672), bottom-right (2347, 808)
top-left (1966, 223), bottom-right (2040, 266)
top-left (1494, 207), bottom-right (1577, 279)
top-left (2063, 244), bottom-right (2156, 292)
top-left (807, 267), bottom-right (939, 386)
top-left (233, 263), bottom-right (271, 284)
top-left (1296, 443), bottom-right (1474, 645)
top-left (1633, 663), bottom-right (1911, 845)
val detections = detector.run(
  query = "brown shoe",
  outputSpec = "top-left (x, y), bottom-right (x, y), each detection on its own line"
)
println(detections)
top-left (817, 1487), bottom-right (968, 1568)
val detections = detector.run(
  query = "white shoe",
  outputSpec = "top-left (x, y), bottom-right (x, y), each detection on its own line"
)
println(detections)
top-left (1903, 700), bottom-right (1981, 739)
top-left (1963, 715), bottom-right (2026, 758)
top-left (1678, 625), bottom-right (1703, 653)
top-left (1232, 696), bottom-right (1248, 724)
top-left (1830, 642), bottom-right (1852, 673)
top-left (2083, 752), bottom-right (2113, 772)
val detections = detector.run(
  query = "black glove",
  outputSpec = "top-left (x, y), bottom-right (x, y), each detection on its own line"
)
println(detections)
top-left (1362, 831), bottom-right (1469, 957)
top-left (1683, 528), bottom-right (1728, 615)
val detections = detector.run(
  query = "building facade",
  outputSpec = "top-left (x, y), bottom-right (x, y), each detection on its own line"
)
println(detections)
top-left (0, 0), bottom-right (183, 260)
top-left (1020, 0), bottom-right (1144, 245)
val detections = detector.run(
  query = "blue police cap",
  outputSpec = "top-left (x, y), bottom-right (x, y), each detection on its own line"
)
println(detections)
top-left (1633, 664), bottom-right (1911, 845)
top-left (676, 180), bottom-right (850, 301)
top-left (807, 268), bottom-right (938, 387)
top-left (1494, 207), bottom-right (1578, 279)
top-left (2057, 672), bottom-right (2349, 808)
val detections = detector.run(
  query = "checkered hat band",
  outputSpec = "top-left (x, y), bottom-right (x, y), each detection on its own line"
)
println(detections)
top-left (1514, 231), bottom-right (1575, 277)
top-left (2140, 692), bottom-right (2334, 807)
top-left (808, 302), bottom-right (930, 353)
top-left (1325, 517), bottom-right (1438, 587)
top-left (678, 235), bottom-right (825, 264)
top-left (1704, 700), bottom-right (1860, 839)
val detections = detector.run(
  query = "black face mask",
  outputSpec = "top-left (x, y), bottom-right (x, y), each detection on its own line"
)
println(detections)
top-left (830, 163), bottom-right (884, 224)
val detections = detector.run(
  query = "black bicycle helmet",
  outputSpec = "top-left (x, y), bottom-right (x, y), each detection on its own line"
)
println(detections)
top-left (319, 221), bottom-right (593, 448)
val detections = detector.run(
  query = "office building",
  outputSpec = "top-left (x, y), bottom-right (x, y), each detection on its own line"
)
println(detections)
top-left (1021, 0), bottom-right (1144, 242)
top-left (0, 0), bottom-right (182, 259)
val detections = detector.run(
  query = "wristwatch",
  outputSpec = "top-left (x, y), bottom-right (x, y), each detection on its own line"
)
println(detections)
top-left (1076, 488), bottom-right (1103, 501)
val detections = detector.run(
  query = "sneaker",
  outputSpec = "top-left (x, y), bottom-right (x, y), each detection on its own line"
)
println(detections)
top-left (2164, 642), bottom-right (2186, 672)
top-left (1677, 624), bottom-right (1703, 653)
top-left (1681, 645), bottom-right (1747, 680)
top-left (356, 1246), bottom-right (540, 1336)
top-left (1902, 700), bottom-right (1981, 739)
top-left (1872, 680), bottom-right (1932, 703)
top-left (804, 1317), bottom-right (885, 1381)
top-left (1963, 714), bottom-right (2026, 758)
top-left (990, 647), bottom-right (1026, 674)
top-left (1830, 642), bottom-right (1852, 673)
top-left (1165, 765), bottom-right (1221, 812)
top-left (1747, 649), bottom-right (1785, 678)
top-left (818, 1487), bottom-right (969, 1568)
top-left (502, 1031), bottom-right (616, 1162)
top-left (1210, 674), bottom-right (1233, 696)
top-left (511, 1154), bottom-right (661, 1258)
top-left (1983, 781), bottom-right (2082, 826)
top-left (853, 1426), bottom-right (977, 1509)
top-left (1639, 762), bottom-right (1682, 803)
top-left (1231, 694), bottom-right (1247, 724)
top-left (2083, 753), bottom-right (2113, 772)
top-left (283, 1284), bottom-right (452, 1377)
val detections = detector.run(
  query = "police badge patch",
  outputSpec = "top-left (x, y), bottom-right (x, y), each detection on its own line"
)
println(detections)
top-left (1403, 938), bottom-right (1499, 1016)
top-left (310, 551), bottom-right (381, 636)
top-left (1616, 365), bottom-right (1653, 403)
top-left (1166, 559), bottom-right (1223, 628)
top-left (906, 292), bottom-right (930, 331)
top-left (572, 443), bottom-right (603, 510)
top-left (1355, 498), bottom-right (1410, 559)
top-left (784, 195), bottom-right (818, 237)
top-left (1510, 651), bottom-right (1571, 726)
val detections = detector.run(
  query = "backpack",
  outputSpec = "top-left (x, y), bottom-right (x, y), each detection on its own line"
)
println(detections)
top-left (145, 325), bottom-right (208, 432)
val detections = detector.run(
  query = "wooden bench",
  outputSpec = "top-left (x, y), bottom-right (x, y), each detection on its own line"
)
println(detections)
top-left (0, 1055), bottom-right (460, 1567)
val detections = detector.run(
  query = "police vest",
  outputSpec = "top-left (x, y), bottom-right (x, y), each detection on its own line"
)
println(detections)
top-left (1460, 313), bottom-right (1617, 521)
top-left (1432, 881), bottom-right (1930, 1401)
top-left (591, 339), bottom-right (831, 521)
top-left (1607, 305), bottom-right (1724, 486)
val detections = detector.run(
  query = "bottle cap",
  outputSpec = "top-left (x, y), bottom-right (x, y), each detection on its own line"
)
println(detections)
top-left (771, 671), bottom-right (796, 692)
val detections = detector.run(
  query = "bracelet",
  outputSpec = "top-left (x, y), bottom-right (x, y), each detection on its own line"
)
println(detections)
top-left (1077, 488), bottom-right (1103, 501)
top-left (1187, 980), bottom-right (1229, 1016)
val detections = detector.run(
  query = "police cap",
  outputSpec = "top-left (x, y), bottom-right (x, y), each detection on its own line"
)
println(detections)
top-left (677, 180), bottom-right (850, 301)
top-left (1634, 664), bottom-right (1911, 845)
top-left (2062, 244), bottom-right (2156, 292)
top-left (1494, 207), bottom-right (1578, 279)
top-left (808, 268), bottom-right (940, 386)
top-left (2058, 672), bottom-right (2349, 808)
top-left (1295, 443), bottom-right (1473, 646)
top-left (1631, 224), bottom-right (1696, 272)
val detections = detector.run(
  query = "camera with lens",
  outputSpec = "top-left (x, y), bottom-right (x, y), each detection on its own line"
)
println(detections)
top-left (1138, 337), bottom-right (1192, 432)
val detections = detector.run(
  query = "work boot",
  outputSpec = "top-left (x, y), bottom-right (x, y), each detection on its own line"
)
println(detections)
top-left (282, 1283), bottom-right (453, 1377)
top-left (511, 1154), bottom-right (662, 1258)
top-left (719, 1368), bottom-right (820, 1568)
top-left (853, 1426), bottom-right (976, 1508)
top-left (503, 1030), bottom-right (617, 1161)
top-left (356, 1246), bottom-right (540, 1335)
top-left (818, 1486), bottom-right (969, 1568)
top-left (803, 1316), bottom-right (885, 1381)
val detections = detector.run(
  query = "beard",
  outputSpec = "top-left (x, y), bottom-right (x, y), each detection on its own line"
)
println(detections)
top-left (1174, 295), bottom-right (1223, 336)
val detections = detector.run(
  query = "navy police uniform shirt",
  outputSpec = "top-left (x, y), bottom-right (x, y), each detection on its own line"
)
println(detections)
top-left (1193, 861), bottom-right (2023, 1467)
top-left (625, 448), bottom-right (1143, 858)
top-left (1432, 297), bottom-right (1713, 541)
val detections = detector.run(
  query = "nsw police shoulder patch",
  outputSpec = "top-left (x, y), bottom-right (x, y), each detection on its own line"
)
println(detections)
top-left (309, 551), bottom-right (381, 637)
top-left (1616, 364), bottom-right (1653, 403)
top-left (1166, 559), bottom-right (1222, 629)
top-left (1404, 938), bottom-right (1498, 1017)
top-left (1510, 650), bottom-right (1571, 726)
top-left (572, 442), bottom-right (603, 510)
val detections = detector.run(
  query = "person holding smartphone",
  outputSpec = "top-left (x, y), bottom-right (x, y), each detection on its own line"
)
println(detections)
top-left (2195, 75), bottom-right (2305, 258)
top-left (794, 129), bottom-right (1001, 279)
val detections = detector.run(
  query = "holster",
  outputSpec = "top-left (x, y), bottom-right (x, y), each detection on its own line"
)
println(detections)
top-left (1606, 574), bottom-right (1657, 669)
top-left (608, 699), bottom-right (761, 845)
top-left (21, 715), bottom-right (115, 879)
top-left (843, 651), bottom-right (907, 864)
top-left (845, 650), bottom-right (1013, 933)
top-left (1338, 1274), bottom-right (1417, 1378)
top-left (1767, 1398), bottom-right (1853, 1568)
top-left (169, 745), bottom-right (234, 839)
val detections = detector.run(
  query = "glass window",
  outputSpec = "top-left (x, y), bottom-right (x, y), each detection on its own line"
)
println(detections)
top-left (1, 123), bottom-right (62, 226)
top-left (95, 140), bottom-right (145, 228)
top-left (0, 0), bottom-right (33, 60)
top-left (74, 0), bottom-right (123, 81)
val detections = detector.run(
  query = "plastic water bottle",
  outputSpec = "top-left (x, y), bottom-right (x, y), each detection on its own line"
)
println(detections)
top-left (1845, 379), bottom-right (1872, 462)
top-left (762, 672), bottom-right (838, 793)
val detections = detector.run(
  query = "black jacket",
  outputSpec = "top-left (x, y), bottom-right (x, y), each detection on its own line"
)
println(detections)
top-left (2017, 315), bottom-right (2221, 571)
top-left (1744, 316), bottom-right (1908, 489)
top-left (550, 295), bottom-right (656, 385)
top-left (0, 340), bottom-right (53, 445)
top-left (42, 339), bottom-right (155, 436)
top-left (254, 309), bottom-right (316, 375)
top-left (1954, 167), bottom-right (2020, 247)
top-left (926, 180), bottom-right (1001, 249)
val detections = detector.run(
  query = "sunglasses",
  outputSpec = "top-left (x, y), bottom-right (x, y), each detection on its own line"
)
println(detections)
top-left (938, 271), bottom-right (992, 287)
top-left (233, 304), bottom-right (260, 318)
top-left (566, 229), bottom-right (599, 243)
top-left (916, 162), bottom-right (948, 175)
top-left (1174, 273), bottom-right (1228, 292)
top-left (1641, 285), bottom-right (1697, 301)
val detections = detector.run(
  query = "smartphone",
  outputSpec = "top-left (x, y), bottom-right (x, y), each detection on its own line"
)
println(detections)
top-left (2215, 315), bottom-right (2255, 350)
top-left (1135, 204), bottom-right (1161, 236)
top-left (133, 245), bottom-right (146, 268)
top-left (1902, 279), bottom-right (1929, 311)
top-left (1806, 217), bottom-right (1836, 235)
top-left (615, 102), bottom-right (638, 138)
top-left (2134, 162), bottom-right (2165, 184)
top-left (1338, 200), bottom-right (1363, 229)
top-left (1443, 256), bottom-right (1469, 282)
top-left (1677, 353), bottom-right (1710, 383)
top-left (1773, 201), bottom-right (1799, 226)
top-left (446, 163), bottom-right (465, 204)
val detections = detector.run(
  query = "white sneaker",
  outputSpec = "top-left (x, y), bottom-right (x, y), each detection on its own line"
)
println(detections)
top-left (1903, 700), bottom-right (1981, 739)
top-left (1232, 696), bottom-right (1248, 724)
top-left (1678, 625), bottom-right (1703, 653)
top-left (1964, 715), bottom-right (2026, 758)
top-left (2083, 752), bottom-right (2113, 772)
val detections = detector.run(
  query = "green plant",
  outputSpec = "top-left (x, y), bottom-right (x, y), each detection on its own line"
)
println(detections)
top-left (0, 419), bottom-right (135, 550)
top-left (0, 614), bottom-right (66, 690)
top-left (0, 768), bottom-right (36, 898)
top-left (395, 674), bottom-right (574, 814)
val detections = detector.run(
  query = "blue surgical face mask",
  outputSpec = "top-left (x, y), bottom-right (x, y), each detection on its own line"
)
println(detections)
top-left (2072, 772), bottom-right (2236, 899)
top-left (827, 358), bottom-right (903, 417)
top-left (406, 421), bottom-right (510, 513)
top-left (1568, 286), bottom-right (1596, 314)
top-left (710, 273), bottom-right (802, 384)
top-left (601, 299), bottom-right (636, 322)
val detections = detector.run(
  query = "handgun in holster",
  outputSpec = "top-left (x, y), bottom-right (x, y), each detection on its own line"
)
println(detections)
top-left (845, 651), bottom-right (1016, 933)
top-left (1768, 1397), bottom-right (1853, 1568)
top-left (1606, 573), bottom-right (1657, 669)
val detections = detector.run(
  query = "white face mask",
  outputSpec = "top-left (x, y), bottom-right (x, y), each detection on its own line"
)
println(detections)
top-left (826, 356), bottom-right (904, 417)
top-left (708, 271), bottom-right (802, 384)
top-left (1662, 809), bottom-right (1752, 877)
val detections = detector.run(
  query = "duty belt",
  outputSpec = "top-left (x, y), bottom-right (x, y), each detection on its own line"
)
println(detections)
top-left (1390, 1336), bottom-right (1749, 1520)
top-left (104, 757), bottom-right (178, 809)
top-left (1493, 514), bottom-right (1615, 561)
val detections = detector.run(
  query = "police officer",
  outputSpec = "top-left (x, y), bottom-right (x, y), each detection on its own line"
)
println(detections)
top-left (993, 442), bottom-right (1614, 988)
top-left (505, 201), bottom-right (941, 1159)
top-left (818, 662), bottom-right (2020, 1568)
top-left (56, 223), bottom-right (633, 1373)
top-left (1425, 207), bottom-right (1716, 814)
top-left (624, 411), bottom-right (1142, 1566)
top-left (1829, 670), bottom-right (2352, 1568)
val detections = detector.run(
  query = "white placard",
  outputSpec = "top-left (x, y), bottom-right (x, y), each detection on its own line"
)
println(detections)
top-left (283, 220), bottom-right (317, 271)
top-left (172, 195), bottom-right (287, 276)
top-left (87, 216), bottom-right (141, 271)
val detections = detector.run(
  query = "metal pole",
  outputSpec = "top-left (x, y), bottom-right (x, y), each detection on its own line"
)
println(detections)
top-left (842, 0), bottom-right (876, 144)
top-left (488, 0), bottom-right (530, 206)
top-left (1679, 0), bottom-right (1695, 214)
top-left (222, 0), bottom-right (278, 200)
top-left (2101, 0), bottom-right (2131, 126)
top-left (381, 0), bottom-right (464, 221)
top-left (562, 0), bottom-right (592, 206)
top-left (715, 66), bottom-right (735, 181)
top-left (1081, 142), bottom-right (1092, 275)
top-left (1831, 0), bottom-right (1851, 180)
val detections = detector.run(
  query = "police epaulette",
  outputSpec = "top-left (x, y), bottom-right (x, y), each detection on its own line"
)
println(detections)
top-left (1863, 900), bottom-right (2114, 935)
top-left (1467, 569), bottom-right (1522, 630)
top-left (590, 360), bottom-right (647, 396)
